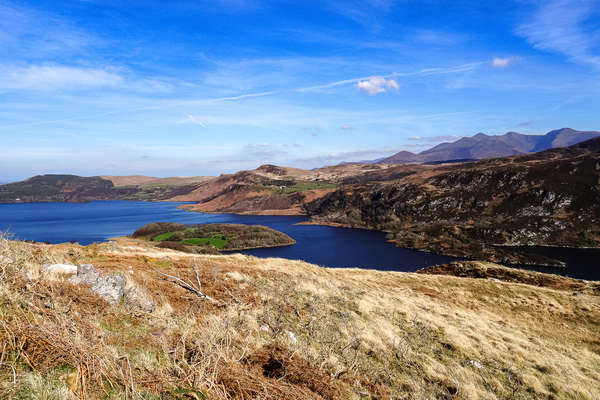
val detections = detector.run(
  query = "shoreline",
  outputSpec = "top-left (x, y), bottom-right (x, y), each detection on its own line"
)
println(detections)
top-left (292, 218), bottom-right (576, 268)
top-left (3, 200), bottom-right (595, 277)
top-left (178, 206), bottom-right (590, 269)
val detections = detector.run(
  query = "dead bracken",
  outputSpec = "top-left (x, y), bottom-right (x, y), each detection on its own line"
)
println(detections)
top-left (0, 235), bottom-right (599, 399)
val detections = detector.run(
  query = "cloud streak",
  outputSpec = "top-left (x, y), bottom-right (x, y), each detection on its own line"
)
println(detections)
top-left (296, 62), bottom-right (483, 92)
top-left (0, 65), bottom-right (123, 91)
top-left (516, 0), bottom-right (600, 68)
top-left (0, 62), bottom-right (483, 130)
top-left (177, 114), bottom-right (207, 127)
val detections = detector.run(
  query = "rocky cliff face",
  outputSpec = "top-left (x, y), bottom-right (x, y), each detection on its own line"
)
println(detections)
top-left (305, 138), bottom-right (600, 265)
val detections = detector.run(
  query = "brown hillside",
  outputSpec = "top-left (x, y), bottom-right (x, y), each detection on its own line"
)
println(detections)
top-left (1, 238), bottom-right (598, 399)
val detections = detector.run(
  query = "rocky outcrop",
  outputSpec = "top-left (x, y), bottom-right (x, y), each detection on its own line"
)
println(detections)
top-left (305, 138), bottom-right (600, 265)
top-left (69, 263), bottom-right (154, 311)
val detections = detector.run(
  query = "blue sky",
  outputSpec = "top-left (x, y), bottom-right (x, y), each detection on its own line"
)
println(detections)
top-left (0, 0), bottom-right (599, 180)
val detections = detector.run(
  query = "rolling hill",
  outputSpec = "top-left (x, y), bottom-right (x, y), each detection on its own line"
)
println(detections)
top-left (0, 174), bottom-right (206, 203)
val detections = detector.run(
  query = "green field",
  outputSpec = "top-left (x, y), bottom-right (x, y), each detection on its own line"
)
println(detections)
top-left (152, 232), bottom-right (175, 241)
top-left (182, 236), bottom-right (227, 248)
top-left (153, 231), bottom-right (228, 249)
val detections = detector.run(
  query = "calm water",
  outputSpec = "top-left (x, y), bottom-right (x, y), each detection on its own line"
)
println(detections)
top-left (0, 201), bottom-right (456, 271)
top-left (506, 246), bottom-right (600, 281)
top-left (0, 201), bottom-right (597, 279)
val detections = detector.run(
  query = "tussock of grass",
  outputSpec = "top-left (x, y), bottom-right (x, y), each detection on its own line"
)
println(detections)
top-left (0, 235), bottom-right (599, 399)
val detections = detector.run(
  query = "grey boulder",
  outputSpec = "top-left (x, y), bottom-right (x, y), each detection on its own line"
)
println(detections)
top-left (69, 263), bottom-right (154, 311)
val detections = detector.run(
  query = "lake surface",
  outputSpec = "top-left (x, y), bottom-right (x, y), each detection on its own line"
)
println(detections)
top-left (0, 201), bottom-right (456, 271)
top-left (0, 201), bottom-right (598, 279)
top-left (506, 246), bottom-right (600, 281)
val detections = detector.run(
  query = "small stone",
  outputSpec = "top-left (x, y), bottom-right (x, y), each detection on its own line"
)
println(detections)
top-left (139, 300), bottom-right (156, 313)
top-left (259, 324), bottom-right (271, 332)
top-left (286, 331), bottom-right (298, 345)
top-left (469, 360), bottom-right (483, 369)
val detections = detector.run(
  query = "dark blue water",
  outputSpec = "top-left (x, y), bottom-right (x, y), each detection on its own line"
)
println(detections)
top-left (506, 246), bottom-right (600, 281)
top-left (1, 201), bottom-right (598, 279)
top-left (0, 201), bottom-right (457, 271)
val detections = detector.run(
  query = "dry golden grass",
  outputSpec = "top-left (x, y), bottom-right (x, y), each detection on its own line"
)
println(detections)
top-left (0, 236), bottom-right (598, 399)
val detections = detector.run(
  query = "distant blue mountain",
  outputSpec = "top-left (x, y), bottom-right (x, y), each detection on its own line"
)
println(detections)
top-left (377, 128), bottom-right (600, 164)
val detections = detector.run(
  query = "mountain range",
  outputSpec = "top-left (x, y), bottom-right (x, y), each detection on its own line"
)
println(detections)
top-left (376, 128), bottom-right (600, 164)
top-left (1, 135), bottom-right (599, 265)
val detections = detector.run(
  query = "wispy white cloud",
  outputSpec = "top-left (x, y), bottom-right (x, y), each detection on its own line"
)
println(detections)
top-left (492, 57), bottom-right (513, 67)
top-left (406, 134), bottom-right (462, 142)
top-left (411, 29), bottom-right (468, 46)
top-left (516, 0), bottom-right (600, 68)
top-left (177, 114), bottom-right (207, 127)
top-left (0, 65), bottom-right (123, 91)
top-left (210, 91), bottom-right (279, 102)
top-left (356, 76), bottom-right (399, 95)
top-left (0, 62), bottom-right (483, 129)
top-left (0, 64), bottom-right (176, 93)
top-left (289, 148), bottom-right (394, 167)
top-left (296, 62), bottom-right (483, 93)
top-left (0, 2), bottom-right (95, 59)
top-left (324, 0), bottom-right (398, 30)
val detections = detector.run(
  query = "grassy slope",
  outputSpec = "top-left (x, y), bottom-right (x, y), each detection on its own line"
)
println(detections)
top-left (0, 237), bottom-right (598, 399)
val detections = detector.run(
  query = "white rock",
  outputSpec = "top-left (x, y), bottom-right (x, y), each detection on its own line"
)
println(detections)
top-left (0, 255), bottom-right (12, 264)
top-left (469, 360), bottom-right (483, 369)
top-left (286, 331), bottom-right (298, 345)
top-left (259, 324), bottom-right (271, 332)
top-left (42, 263), bottom-right (78, 276)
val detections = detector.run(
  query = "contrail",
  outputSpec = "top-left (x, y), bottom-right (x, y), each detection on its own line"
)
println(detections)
top-left (0, 62), bottom-right (484, 130)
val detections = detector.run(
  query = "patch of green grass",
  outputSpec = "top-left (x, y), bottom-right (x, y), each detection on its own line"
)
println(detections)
top-left (155, 260), bottom-right (172, 268)
top-left (183, 236), bottom-right (227, 248)
top-left (272, 181), bottom-right (337, 194)
top-left (170, 387), bottom-right (208, 400)
top-left (153, 232), bottom-right (175, 241)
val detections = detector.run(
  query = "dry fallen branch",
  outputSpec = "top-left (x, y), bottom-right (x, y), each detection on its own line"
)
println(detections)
top-left (151, 264), bottom-right (216, 303)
